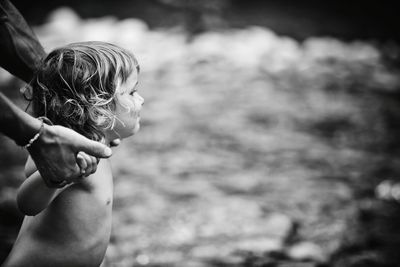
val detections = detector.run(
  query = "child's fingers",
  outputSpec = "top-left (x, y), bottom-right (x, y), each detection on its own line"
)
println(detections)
top-left (89, 155), bottom-right (97, 174)
top-left (76, 152), bottom-right (88, 175)
top-left (78, 152), bottom-right (97, 176)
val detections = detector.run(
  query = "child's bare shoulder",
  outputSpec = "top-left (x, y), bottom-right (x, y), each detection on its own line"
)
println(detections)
top-left (63, 159), bottom-right (113, 204)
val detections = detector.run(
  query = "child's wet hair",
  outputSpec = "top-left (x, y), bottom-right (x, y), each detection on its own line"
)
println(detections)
top-left (29, 41), bottom-right (139, 141)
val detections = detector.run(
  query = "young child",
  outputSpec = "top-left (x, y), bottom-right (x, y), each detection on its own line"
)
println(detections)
top-left (2, 41), bottom-right (144, 267)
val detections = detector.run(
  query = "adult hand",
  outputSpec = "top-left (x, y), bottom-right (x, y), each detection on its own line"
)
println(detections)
top-left (76, 138), bottom-right (120, 178)
top-left (73, 139), bottom-right (119, 183)
top-left (28, 124), bottom-right (112, 187)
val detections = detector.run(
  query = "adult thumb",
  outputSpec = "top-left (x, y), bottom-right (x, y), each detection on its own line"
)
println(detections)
top-left (76, 139), bottom-right (112, 158)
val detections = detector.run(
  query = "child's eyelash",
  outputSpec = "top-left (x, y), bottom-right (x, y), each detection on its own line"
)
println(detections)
top-left (129, 89), bottom-right (137, 96)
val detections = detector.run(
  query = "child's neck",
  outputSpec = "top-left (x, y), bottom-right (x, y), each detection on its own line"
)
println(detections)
top-left (103, 135), bottom-right (121, 147)
top-left (104, 131), bottom-right (121, 147)
top-left (103, 139), bottom-right (112, 147)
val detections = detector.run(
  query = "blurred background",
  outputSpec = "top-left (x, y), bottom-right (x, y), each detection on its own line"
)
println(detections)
top-left (1, 1), bottom-right (400, 266)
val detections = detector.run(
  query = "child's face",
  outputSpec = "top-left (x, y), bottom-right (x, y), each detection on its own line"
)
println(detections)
top-left (107, 69), bottom-right (144, 140)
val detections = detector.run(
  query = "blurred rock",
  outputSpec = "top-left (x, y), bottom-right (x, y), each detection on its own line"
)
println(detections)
top-left (234, 237), bottom-right (283, 255)
top-left (148, 251), bottom-right (184, 265)
top-left (302, 38), bottom-right (380, 62)
top-left (278, 262), bottom-right (321, 267)
top-left (47, 7), bottom-right (81, 25)
top-left (375, 180), bottom-right (400, 201)
top-left (213, 173), bottom-right (265, 195)
top-left (35, 7), bottom-right (82, 46)
top-left (263, 213), bottom-right (297, 241)
top-left (177, 260), bottom-right (211, 267)
top-left (190, 244), bottom-right (234, 260)
top-left (195, 198), bottom-right (263, 238)
top-left (332, 251), bottom-right (386, 267)
top-left (210, 254), bottom-right (244, 266)
top-left (192, 249), bottom-right (244, 266)
top-left (115, 18), bottom-right (149, 48)
top-left (104, 244), bottom-right (118, 262)
top-left (287, 242), bottom-right (327, 263)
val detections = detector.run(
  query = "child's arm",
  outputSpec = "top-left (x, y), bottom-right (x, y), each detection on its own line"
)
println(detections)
top-left (18, 154), bottom-right (95, 216)
top-left (17, 156), bottom-right (61, 216)
top-left (17, 170), bottom-right (60, 216)
top-left (24, 155), bottom-right (37, 178)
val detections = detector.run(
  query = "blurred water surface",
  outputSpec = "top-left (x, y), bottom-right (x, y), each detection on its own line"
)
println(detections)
top-left (1, 6), bottom-right (400, 267)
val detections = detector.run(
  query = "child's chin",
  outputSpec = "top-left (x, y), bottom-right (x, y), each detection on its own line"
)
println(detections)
top-left (133, 123), bottom-right (140, 133)
top-left (124, 126), bottom-right (140, 138)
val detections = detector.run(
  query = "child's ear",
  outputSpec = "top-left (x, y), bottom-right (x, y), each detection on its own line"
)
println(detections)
top-left (24, 156), bottom-right (37, 178)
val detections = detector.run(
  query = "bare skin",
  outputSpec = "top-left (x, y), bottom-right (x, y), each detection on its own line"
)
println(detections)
top-left (2, 60), bottom-right (143, 267)
top-left (2, 157), bottom-right (113, 267)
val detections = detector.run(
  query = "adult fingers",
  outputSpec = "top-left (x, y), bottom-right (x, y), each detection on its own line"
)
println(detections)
top-left (77, 138), bottom-right (112, 158)
top-left (57, 126), bottom-right (112, 158)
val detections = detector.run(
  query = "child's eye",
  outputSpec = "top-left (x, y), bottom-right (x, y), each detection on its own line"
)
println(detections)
top-left (129, 90), bottom-right (137, 96)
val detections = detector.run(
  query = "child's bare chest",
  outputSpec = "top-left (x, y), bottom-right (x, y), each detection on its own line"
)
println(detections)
top-left (12, 161), bottom-right (114, 266)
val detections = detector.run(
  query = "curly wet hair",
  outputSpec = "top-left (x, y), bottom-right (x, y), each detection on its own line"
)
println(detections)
top-left (28, 41), bottom-right (139, 141)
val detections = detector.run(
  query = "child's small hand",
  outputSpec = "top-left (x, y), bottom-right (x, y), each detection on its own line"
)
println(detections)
top-left (76, 152), bottom-right (98, 179)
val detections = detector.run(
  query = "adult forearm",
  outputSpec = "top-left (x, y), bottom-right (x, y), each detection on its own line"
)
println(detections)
top-left (0, 92), bottom-right (41, 146)
top-left (0, 0), bottom-right (46, 82)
